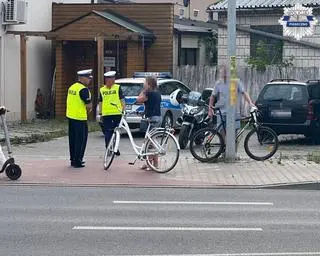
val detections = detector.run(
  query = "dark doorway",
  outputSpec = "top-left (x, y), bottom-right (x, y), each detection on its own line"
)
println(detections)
top-left (104, 40), bottom-right (127, 78)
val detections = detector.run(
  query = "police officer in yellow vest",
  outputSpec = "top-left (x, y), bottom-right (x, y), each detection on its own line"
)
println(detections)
top-left (66, 69), bottom-right (92, 168)
top-left (99, 71), bottom-right (125, 155)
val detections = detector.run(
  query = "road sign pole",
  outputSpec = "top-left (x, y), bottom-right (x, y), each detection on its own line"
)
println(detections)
top-left (225, 0), bottom-right (237, 161)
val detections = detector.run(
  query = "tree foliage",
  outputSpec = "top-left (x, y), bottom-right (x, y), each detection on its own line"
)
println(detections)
top-left (201, 33), bottom-right (218, 66)
top-left (247, 40), bottom-right (269, 72)
top-left (246, 40), bottom-right (294, 74)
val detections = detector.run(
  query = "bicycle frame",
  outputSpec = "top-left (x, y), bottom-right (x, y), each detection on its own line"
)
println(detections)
top-left (112, 114), bottom-right (169, 159)
top-left (214, 107), bottom-right (259, 145)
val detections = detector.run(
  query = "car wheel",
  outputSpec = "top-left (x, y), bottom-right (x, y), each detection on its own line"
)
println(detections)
top-left (311, 128), bottom-right (320, 145)
top-left (162, 112), bottom-right (173, 128)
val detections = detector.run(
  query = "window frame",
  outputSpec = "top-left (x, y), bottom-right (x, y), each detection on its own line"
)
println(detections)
top-left (250, 25), bottom-right (284, 65)
top-left (180, 48), bottom-right (197, 66)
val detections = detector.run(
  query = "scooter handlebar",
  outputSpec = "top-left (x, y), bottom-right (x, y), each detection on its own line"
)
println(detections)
top-left (0, 106), bottom-right (9, 116)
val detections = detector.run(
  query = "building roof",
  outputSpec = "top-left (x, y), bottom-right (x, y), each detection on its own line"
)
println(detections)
top-left (51, 9), bottom-right (155, 41)
top-left (174, 24), bottom-right (215, 33)
top-left (97, 0), bottom-right (133, 3)
top-left (93, 10), bottom-right (154, 38)
top-left (174, 16), bottom-right (217, 34)
top-left (208, 0), bottom-right (320, 11)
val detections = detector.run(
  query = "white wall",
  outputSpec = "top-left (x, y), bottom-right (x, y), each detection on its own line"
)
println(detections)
top-left (0, 0), bottom-right (96, 121)
top-left (217, 11), bottom-right (320, 69)
top-left (173, 33), bottom-right (208, 66)
top-left (132, 0), bottom-right (214, 21)
top-left (283, 24), bottom-right (320, 67)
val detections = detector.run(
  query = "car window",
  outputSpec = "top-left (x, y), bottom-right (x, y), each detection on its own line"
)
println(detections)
top-left (260, 84), bottom-right (307, 102)
top-left (159, 82), bottom-right (179, 95)
top-left (308, 82), bottom-right (320, 99)
top-left (175, 82), bottom-right (191, 94)
top-left (118, 83), bottom-right (144, 96)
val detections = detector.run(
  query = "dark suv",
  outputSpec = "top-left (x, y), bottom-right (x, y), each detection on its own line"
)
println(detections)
top-left (255, 79), bottom-right (320, 141)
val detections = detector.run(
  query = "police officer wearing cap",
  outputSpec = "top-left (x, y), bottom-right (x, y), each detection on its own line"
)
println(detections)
top-left (99, 71), bottom-right (125, 154)
top-left (66, 69), bottom-right (93, 168)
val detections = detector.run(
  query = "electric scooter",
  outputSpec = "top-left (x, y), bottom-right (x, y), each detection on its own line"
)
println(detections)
top-left (0, 107), bottom-right (22, 180)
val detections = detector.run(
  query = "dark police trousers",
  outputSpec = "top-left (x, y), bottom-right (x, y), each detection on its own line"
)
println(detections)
top-left (103, 115), bottom-right (122, 148)
top-left (68, 118), bottom-right (88, 164)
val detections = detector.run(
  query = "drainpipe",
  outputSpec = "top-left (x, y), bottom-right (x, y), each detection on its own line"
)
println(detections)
top-left (0, 34), bottom-right (5, 106)
top-left (177, 32), bottom-right (181, 66)
top-left (144, 46), bottom-right (148, 72)
top-left (0, 4), bottom-right (7, 106)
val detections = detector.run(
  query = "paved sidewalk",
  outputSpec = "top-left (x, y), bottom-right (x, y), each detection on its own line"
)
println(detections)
top-left (1, 154), bottom-right (319, 188)
top-left (0, 131), bottom-right (319, 188)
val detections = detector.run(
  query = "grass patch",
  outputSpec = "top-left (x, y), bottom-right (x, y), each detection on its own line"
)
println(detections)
top-left (307, 151), bottom-right (320, 164)
top-left (1, 119), bottom-right (101, 145)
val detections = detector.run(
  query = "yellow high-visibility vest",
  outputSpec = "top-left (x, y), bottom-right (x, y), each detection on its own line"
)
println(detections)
top-left (100, 84), bottom-right (122, 116)
top-left (66, 82), bottom-right (89, 120)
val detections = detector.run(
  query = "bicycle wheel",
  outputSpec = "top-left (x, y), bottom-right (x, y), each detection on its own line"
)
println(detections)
top-left (189, 127), bottom-right (224, 162)
top-left (244, 126), bottom-right (279, 161)
top-left (104, 133), bottom-right (116, 170)
top-left (144, 131), bottom-right (179, 173)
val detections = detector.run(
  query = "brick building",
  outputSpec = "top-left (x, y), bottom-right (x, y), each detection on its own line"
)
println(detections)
top-left (207, 0), bottom-right (320, 68)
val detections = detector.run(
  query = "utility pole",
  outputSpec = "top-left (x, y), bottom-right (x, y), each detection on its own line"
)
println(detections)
top-left (225, 0), bottom-right (237, 161)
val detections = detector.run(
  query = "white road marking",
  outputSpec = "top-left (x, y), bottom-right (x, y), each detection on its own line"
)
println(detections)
top-left (113, 201), bottom-right (273, 206)
top-left (118, 253), bottom-right (320, 256)
top-left (72, 226), bottom-right (263, 231)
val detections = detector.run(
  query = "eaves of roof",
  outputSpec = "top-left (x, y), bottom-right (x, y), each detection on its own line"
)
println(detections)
top-left (52, 9), bottom-right (155, 40)
top-left (207, 0), bottom-right (320, 12)
top-left (174, 24), bottom-right (217, 34)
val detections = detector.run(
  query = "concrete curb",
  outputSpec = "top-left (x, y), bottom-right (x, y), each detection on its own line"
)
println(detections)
top-left (1, 181), bottom-right (319, 190)
top-left (263, 181), bottom-right (320, 190)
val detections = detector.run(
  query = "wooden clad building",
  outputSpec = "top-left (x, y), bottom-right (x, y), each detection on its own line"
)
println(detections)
top-left (51, 3), bottom-right (174, 118)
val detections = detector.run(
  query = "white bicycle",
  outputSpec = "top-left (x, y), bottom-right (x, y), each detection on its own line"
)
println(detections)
top-left (103, 103), bottom-right (180, 173)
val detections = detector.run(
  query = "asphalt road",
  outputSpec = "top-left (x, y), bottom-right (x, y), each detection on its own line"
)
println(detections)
top-left (0, 187), bottom-right (320, 256)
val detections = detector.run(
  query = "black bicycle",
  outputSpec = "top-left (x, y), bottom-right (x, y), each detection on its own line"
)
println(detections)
top-left (189, 105), bottom-right (279, 162)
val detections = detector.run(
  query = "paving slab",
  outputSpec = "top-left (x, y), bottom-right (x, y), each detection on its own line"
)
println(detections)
top-left (0, 128), bottom-right (319, 188)
top-left (1, 153), bottom-right (319, 188)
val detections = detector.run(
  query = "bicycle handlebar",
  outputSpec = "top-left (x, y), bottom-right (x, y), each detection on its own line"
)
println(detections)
top-left (249, 105), bottom-right (258, 113)
top-left (206, 102), bottom-right (258, 113)
top-left (110, 102), bottom-right (144, 117)
top-left (206, 101), bottom-right (259, 123)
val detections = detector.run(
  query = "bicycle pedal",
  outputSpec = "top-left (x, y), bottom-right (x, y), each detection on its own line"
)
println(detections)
top-left (128, 162), bottom-right (135, 165)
